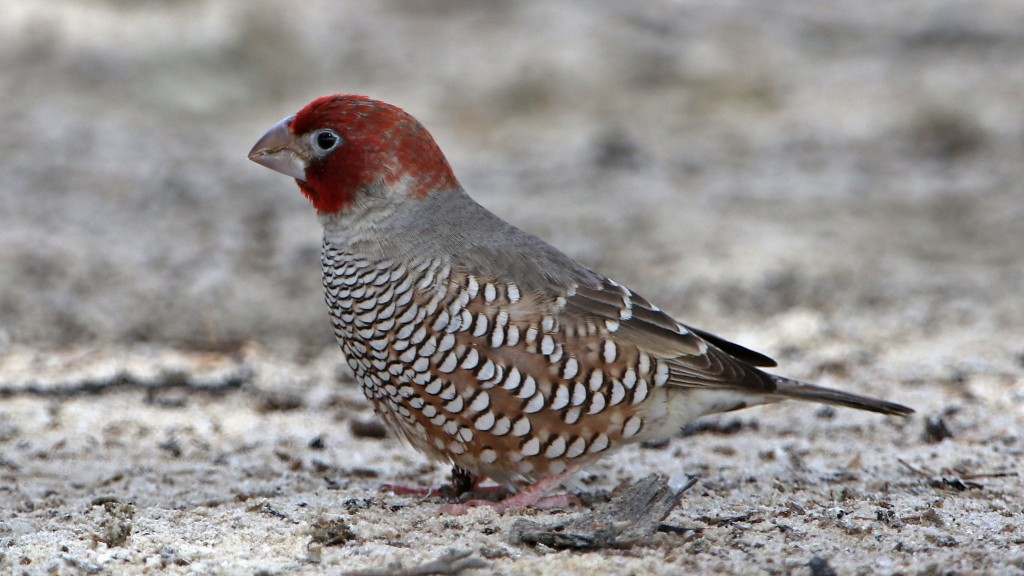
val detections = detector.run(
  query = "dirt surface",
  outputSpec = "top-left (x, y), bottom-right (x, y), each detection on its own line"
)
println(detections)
top-left (2, 1), bottom-right (1023, 574)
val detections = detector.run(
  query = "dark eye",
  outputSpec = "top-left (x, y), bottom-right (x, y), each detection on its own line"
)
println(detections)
top-left (313, 129), bottom-right (340, 152)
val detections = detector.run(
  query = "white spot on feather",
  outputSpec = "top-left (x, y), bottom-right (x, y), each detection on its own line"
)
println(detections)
top-left (562, 358), bottom-right (579, 380)
top-left (523, 393), bottom-right (545, 413)
top-left (545, 437), bottom-right (567, 458)
top-left (520, 437), bottom-right (541, 456)
top-left (474, 411), bottom-right (495, 431)
top-left (506, 282), bottom-right (520, 303)
top-left (602, 340), bottom-right (617, 364)
top-left (512, 417), bottom-right (531, 437)
top-left (622, 416), bottom-right (642, 438)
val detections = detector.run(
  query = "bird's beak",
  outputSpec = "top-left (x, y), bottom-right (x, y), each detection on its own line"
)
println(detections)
top-left (248, 115), bottom-right (307, 181)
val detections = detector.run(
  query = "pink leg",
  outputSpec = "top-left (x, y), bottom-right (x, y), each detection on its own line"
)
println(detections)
top-left (441, 464), bottom-right (584, 515)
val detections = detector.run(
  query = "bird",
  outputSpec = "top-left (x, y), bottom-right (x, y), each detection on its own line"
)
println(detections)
top-left (248, 94), bottom-right (913, 513)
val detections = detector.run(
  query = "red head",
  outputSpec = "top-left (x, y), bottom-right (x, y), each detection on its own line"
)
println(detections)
top-left (249, 95), bottom-right (458, 214)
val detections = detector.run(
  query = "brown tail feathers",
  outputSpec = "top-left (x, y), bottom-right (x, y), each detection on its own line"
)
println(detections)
top-left (772, 376), bottom-right (914, 416)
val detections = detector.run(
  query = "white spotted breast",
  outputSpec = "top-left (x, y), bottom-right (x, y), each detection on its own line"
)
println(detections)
top-left (320, 243), bottom-right (677, 485)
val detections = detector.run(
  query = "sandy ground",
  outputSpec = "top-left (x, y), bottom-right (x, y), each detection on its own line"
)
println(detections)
top-left (1, 1), bottom-right (1023, 574)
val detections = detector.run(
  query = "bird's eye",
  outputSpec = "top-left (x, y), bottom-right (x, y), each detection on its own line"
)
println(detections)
top-left (313, 129), bottom-right (340, 152)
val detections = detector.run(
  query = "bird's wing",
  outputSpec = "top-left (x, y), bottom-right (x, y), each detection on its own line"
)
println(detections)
top-left (564, 276), bottom-right (778, 394)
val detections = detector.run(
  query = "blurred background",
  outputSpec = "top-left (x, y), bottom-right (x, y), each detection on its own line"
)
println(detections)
top-left (2, 3), bottom-right (1023, 571)
top-left (1, 0), bottom-right (1022, 366)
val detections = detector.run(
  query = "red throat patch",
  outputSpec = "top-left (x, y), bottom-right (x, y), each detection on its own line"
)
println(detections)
top-left (289, 95), bottom-right (459, 214)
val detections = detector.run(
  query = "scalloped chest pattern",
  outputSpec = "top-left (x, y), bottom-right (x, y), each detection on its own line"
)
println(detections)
top-left (321, 243), bottom-right (661, 483)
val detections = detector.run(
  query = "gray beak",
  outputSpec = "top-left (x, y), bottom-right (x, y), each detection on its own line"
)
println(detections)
top-left (248, 115), bottom-right (307, 181)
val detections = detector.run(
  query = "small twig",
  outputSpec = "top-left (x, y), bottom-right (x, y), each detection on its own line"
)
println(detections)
top-left (695, 511), bottom-right (756, 526)
top-left (60, 555), bottom-right (104, 574)
top-left (900, 459), bottom-right (993, 491)
top-left (342, 550), bottom-right (487, 576)
top-left (655, 477), bottom-right (701, 534)
top-left (656, 523), bottom-right (703, 535)
top-left (897, 458), bottom-right (930, 477)
top-left (960, 470), bottom-right (1019, 480)
top-left (675, 476), bottom-right (700, 496)
top-left (931, 477), bottom-right (983, 492)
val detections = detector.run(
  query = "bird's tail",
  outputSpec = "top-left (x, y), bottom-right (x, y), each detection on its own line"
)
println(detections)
top-left (772, 376), bottom-right (914, 416)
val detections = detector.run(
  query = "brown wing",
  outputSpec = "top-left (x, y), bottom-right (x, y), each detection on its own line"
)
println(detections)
top-left (564, 277), bottom-right (778, 394)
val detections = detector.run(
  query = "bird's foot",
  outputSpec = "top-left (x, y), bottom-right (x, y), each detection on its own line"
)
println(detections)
top-left (440, 463), bottom-right (584, 515)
